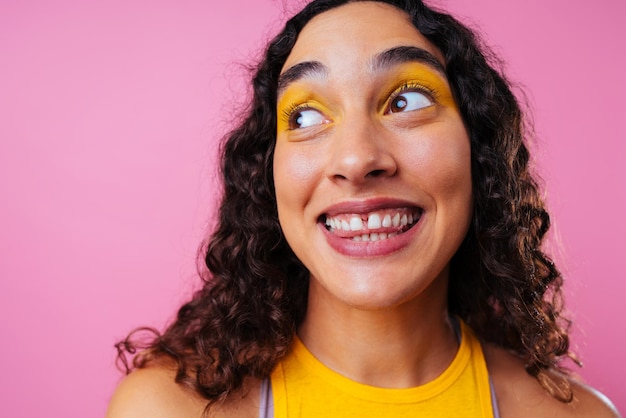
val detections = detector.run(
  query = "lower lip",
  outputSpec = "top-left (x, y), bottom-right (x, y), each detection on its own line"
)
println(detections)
top-left (320, 217), bottom-right (422, 258)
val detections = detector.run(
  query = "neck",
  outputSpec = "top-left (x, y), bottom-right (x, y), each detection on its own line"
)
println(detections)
top-left (298, 276), bottom-right (459, 389)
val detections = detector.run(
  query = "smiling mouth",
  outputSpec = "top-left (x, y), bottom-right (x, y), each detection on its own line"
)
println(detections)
top-left (321, 208), bottom-right (423, 242)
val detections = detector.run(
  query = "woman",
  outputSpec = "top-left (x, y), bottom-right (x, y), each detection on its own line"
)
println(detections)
top-left (107, 0), bottom-right (619, 417)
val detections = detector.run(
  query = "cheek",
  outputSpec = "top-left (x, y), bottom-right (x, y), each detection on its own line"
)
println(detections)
top-left (273, 143), bottom-right (323, 212)
top-left (404, 123), bottom-right (472, 197)
top-left (434, 126), bottom-right (473, 229)
top-left (434, 140), bottom-right (471, 195)
top-left (414, 122), bottom-right (473, 250)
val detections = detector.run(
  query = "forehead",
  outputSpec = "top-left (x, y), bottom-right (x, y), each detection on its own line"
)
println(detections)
top-left (281, 1), bottom-right (445, 74)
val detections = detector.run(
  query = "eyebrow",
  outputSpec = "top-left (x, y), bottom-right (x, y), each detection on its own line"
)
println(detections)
top-left (372, 46), bottom-right (445, 76)
top-left (277, 61), bottom-right (327, 96)
top-left (277, 46), bottom-right (446, 97)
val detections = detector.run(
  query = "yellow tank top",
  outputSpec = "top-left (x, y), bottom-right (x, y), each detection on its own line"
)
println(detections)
top-left (270, 320), bottom-right (494, 417)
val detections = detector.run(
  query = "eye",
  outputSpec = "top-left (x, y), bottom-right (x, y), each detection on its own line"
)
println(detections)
top-left (387, 90), bottom-right (433, 114)
top-left (289, 108), bottom-right (328, 130)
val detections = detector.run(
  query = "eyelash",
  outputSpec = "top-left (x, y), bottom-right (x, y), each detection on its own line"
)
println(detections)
top-left (282, 103), bottom-right (305, 124)
top-left (280, 102), bottom-right (315, 131)
top-left (386, 81), bottom-right (438, 110)
top-left (280, 81), bottom-right (439, 129)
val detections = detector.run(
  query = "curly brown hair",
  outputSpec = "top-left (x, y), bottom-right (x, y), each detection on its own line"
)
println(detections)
top-left (116, 0), bottom-right (578, 406)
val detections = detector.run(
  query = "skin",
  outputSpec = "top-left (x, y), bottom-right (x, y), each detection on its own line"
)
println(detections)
top-left (106, 3), bottom-right (621, 417)
top-left (274, 0), bottom-right (472, 389)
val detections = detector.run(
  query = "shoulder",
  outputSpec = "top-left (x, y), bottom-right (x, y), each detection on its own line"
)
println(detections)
top-left (106, 363), bottom-right (208, 418)
top-left (483, 343), bottom-right (621, 418)
top-left (106, 361), bottom-right (263, 418)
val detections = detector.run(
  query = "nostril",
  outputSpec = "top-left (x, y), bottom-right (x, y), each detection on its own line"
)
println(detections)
top-left (328, 147), bottom-right (398, 182)
top-left (366, 169), bottom-right (387, 178)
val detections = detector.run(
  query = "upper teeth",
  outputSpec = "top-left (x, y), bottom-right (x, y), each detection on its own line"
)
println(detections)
top-left (325, 211), bottom-right (418, 232)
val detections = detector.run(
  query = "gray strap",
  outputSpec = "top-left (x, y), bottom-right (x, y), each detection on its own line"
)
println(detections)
top-left (258, 377), bottom-right (274, 418)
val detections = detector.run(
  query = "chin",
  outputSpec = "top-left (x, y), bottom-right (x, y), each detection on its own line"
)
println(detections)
top-left (320, 273), bottom-right (440, 312)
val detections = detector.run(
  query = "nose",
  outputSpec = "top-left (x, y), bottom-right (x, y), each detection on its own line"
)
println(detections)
top-left (326, 117), bottom-right (398, 184)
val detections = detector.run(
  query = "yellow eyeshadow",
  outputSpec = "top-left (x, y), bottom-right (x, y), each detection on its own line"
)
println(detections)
top-left (276, 87), bottom-right (329, 132)
top-left (277, 88), bottom-right (305, 132)
top-left (386, 63), bottom-right (457, 109)
top-left (276, 63), bottom-right (457, 133)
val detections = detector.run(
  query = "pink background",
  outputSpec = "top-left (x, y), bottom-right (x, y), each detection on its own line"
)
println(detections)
top-left (1, 0), bottom-right (624, 416)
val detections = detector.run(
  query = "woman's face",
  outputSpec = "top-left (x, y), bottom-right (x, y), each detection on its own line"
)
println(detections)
top-left (273, 1), bottom-right (473, 311)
